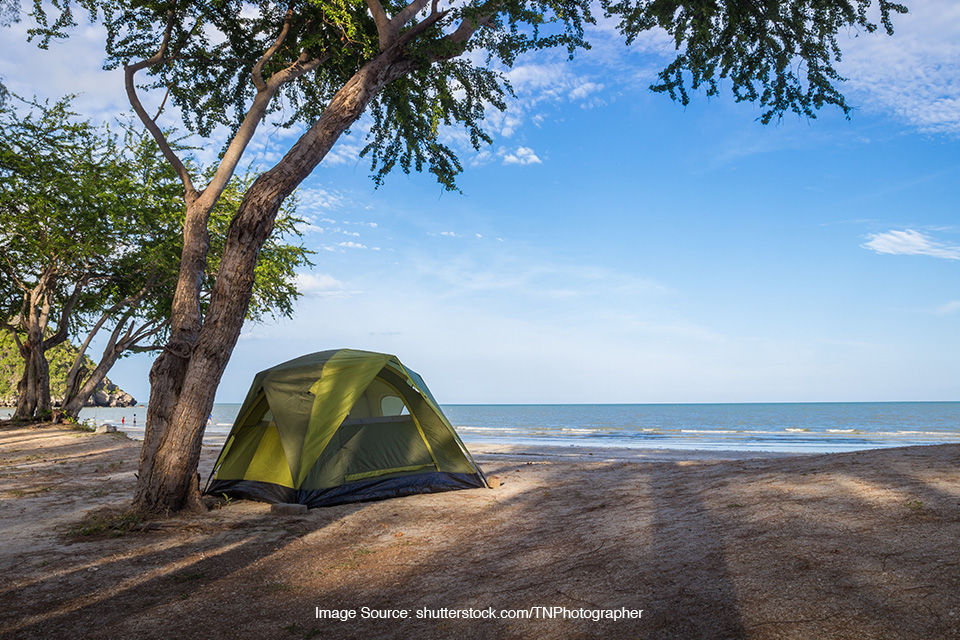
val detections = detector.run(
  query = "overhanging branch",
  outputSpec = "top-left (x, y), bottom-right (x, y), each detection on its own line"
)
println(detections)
top-left (124, 9), bottom-right (198, 202)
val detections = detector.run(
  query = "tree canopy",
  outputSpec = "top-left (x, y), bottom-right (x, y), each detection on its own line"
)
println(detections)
top-left (28, 1), bottom-right (907, 187)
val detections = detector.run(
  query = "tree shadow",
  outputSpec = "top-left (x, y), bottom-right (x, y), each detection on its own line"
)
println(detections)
top-left (3, 444), bottom-right (960, 639)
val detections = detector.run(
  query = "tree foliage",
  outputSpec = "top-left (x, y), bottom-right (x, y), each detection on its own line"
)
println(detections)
top-left (29, 0), bottom-right (595, 191)
top-left (0, 95), bottom-right (311, 419)
top-left (605, 0), bottom-right (907, 123)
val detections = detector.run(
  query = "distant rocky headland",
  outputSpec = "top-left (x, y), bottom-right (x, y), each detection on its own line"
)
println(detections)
top-left (0, 381), bottom-right (136, 408)
top-left (0, 334), bottom-right (136, 408)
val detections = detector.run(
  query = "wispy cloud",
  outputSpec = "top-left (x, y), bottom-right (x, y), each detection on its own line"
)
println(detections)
top-left (299, 187), bottom-right (350, 211)
top-left (930, 300), bottom-right (960, 315)
top-left (469, 60), bottom-right (614, 143)
top-left (862, 229), bottom-right (960, 260)
top-left (839, 0), bottom-right (960, 135)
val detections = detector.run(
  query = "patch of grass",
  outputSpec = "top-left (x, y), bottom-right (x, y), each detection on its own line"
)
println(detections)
top-left (727, 503), bottom-right (746, 509)
top-left (905, 500), bottom-right (924, 510)
top-left (353, 547), bottom-right (375, 557)
top-left (6, 486), bottom-right (52, 498)
top-left (64, 417), bottom-right (95, 432)
top-left (264, 582), bottom-right (295, 593)
top-left (69, 509), bottom-right (144, 538)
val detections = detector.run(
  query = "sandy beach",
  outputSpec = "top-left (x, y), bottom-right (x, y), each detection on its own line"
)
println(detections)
top-left (1, 423), bottom-right (959, 639)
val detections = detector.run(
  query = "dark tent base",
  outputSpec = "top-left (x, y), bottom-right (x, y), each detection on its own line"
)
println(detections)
top-left (206, 472), bottom-right (487, 509)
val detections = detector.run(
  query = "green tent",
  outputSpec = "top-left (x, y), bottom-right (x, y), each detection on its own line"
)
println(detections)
top-left (205, 349), bottom-right (487, 507)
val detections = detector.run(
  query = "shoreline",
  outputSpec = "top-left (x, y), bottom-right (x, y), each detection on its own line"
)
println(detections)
top-left (468, 442), bottom-right (807, 463)
top-left (11, 400), bottom-right (960, 455)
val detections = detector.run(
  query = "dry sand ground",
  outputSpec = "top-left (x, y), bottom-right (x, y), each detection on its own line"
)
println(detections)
top-left (1, 423), bottom-right (959, 640)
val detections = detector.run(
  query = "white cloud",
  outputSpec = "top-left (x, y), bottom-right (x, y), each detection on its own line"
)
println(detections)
top-left (337, 241), bottom-right (368, 249)
top-left (569, 81), bottom-right (605, 101)
top-left (862, 229), bottom-right (960, 260)
top-left (293, 273), bottom-right (357, 298)
top-left (470, 149), bottom-right (494, 167)
top-left (839, 0), bottom-right (960, 135)
top-left (501, 146), bottom-right (542, 165)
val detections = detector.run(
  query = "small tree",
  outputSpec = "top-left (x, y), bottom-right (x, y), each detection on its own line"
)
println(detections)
top-left (0, 96), bottom-right (136, 420)
top-left (28, 0), bottom-right (906, 511)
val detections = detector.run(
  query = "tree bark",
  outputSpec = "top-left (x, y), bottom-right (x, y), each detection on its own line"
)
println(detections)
top-left (132, 52), bottom-right (407, 513)
top-left (13, 288), bottom-right (52, 420)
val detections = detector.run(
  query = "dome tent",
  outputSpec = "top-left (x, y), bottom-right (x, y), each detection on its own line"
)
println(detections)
top-left (205, 349), bottom-right (488, 508)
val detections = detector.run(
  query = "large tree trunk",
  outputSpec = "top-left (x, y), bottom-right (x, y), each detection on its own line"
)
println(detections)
top-left (14, 348), bottom-right (38, 419)
top-left (132, 54), bottom-right (404, 513)
top-left (13, 326), bottom-right (51, 420)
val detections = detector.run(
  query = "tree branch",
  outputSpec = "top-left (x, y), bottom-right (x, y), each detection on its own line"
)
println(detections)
top-left (129, 342), bottom-right (167, 354)
top-left (42, 275), bottom-right (86, 350)
top-left (391, 0), bottom-right (431, 32)
top-left (396, 8), bottom-right (450, 49)
top-left (200, 49), bottom-right (329, 209)
top-left (365, 0), bottom-right (393, 50)
top-left (2, 253), bottom-right (29, 291)
top-left (124, 9), bottom-right (198, 203)
top-left (123, 318), bottom-right (167, 349)
top-left (426, 9), bottom-right (497, 63)
top-left (252, 9), bottom-right (294, 91)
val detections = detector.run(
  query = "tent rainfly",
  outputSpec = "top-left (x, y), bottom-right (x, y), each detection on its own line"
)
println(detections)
top-left (205, 349), bottom-right (488, 508)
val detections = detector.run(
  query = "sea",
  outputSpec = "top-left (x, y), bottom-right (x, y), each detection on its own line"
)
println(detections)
top-left (4, 401), bottom-right (960, 454)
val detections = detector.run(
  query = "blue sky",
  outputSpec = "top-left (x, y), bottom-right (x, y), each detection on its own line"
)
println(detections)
top-left (2, 1), bottom-right (959, 403)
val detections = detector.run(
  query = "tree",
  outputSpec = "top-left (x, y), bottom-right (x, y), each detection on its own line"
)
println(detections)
top-left (27, 0), bottom-right (906, 512)
top-left (0, 95), bottom-right (137, 420)
top-left (0, 96), bottom-right (311, 421)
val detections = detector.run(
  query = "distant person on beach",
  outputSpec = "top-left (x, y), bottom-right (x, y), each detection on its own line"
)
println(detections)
top-left (133, 414), bottom-right (136, 426)
top-left (121, 417), bottom-right (125, 426)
